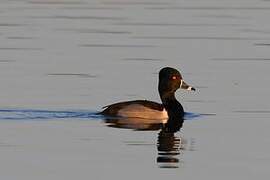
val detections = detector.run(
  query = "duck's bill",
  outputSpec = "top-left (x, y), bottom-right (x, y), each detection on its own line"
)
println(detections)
top-left (180, 80), bottom-right (196, 91)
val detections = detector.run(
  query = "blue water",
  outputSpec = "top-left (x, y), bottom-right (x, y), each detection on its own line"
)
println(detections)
top-left (0, 109), bottom-right (202, 120)
top-left (0, 109), bottom-right (100, 120)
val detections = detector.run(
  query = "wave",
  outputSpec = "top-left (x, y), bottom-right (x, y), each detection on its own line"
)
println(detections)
top-left (0, 109), bottom-right (206, 120)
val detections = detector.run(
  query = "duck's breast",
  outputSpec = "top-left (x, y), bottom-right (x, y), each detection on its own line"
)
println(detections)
top-left (117, 104), bottom-right (168, 120)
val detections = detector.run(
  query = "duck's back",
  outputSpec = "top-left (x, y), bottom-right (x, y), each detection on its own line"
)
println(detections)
top-left (100, 100), bottom-right (168, 120)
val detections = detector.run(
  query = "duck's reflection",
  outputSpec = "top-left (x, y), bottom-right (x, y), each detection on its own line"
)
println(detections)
top-left (157, 117), bottom-right (184, 168)
top-left (104, 116), bottom-right (185, 168)
top-left (104, 117), bottom-right (164, 130)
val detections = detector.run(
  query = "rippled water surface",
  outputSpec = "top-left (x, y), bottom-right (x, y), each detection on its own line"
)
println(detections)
top-left (0, 0), bottom-right (270, 179)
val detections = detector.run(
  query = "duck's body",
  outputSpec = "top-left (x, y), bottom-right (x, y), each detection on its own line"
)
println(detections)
top-left (101, 100), bottom-right (168, 120)
top-left (100, 67), bottom-right (195, 121)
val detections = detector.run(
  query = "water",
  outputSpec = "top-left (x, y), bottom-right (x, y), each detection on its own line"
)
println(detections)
top-left (0, 0), bottom-right (270, 179)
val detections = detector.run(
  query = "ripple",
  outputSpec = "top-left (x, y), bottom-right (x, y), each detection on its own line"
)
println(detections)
top-left (7, 36), bottom-right (36, 39)
top-left (79, 44), bottom-right (156, 48)
top-left (234, 110), bottom-right (270, 113)
top-left (47, 73), bottom-right (98, 78)
top-left (0, 23), bottom-right (25, 27)
top-left (254, 43), bottom-right (270, 46)
top-left (213, 58), bottom-right (270, 61)
top-left (184, 112), bottom-right (216, 120)
top-left (114, 22), bottom-right (249, 27)
top-left (60, 7), bottom-right (123, 10)
top-left (241, 29), bottom-right (270, 34)
top-left (28, 1), bottom-right (86, 5)
top-left (102, 1), bottom-right (171, 5)
top-left (0, 109), bottom-right (100, 120)
top-left (194, 14), bottom-right (250, 20)
top-left (0, 60), bottom-right (15, 63)
top-left (123, 58), bottom-right (163, 62)
top-left (0, 142), bottom-right (18, 148)
top-left (133, 36), bottom-right (270, 40)
top-left (29, 15), bottom-right (127, 21)
top-left (124, 141), bottom-right (155, 146)
top-left (147, 6), bottom-right (270, 10)
top-left (0, 47), bottom-right (42, 51)
top-left (186, 100), bottom-right (216, 103)
top-left (56, 28), bottom-right (131, 34)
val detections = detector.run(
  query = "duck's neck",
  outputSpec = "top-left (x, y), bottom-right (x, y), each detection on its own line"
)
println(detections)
top-left (160, 92), bottom-right (184, 118)
top-left (160, 91), bottom-right (177, 105)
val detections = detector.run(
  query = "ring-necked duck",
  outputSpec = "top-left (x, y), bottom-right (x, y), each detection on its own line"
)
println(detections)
top-left (100, 67), bottom-right (195, 120)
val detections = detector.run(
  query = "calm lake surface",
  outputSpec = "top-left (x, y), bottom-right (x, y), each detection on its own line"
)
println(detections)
top-left (0, 0), bottom-right (270, 179)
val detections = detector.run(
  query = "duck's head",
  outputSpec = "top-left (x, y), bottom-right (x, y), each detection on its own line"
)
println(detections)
top-left (158, 67), bottom-right (195, 96)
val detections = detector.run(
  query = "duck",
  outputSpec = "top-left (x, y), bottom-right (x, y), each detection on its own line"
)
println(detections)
top-left (100, 67), bottom-right (195, 121)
